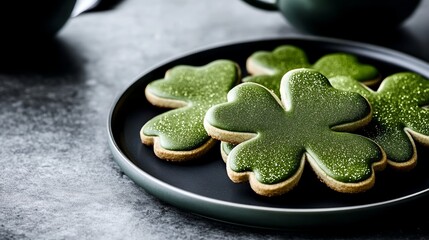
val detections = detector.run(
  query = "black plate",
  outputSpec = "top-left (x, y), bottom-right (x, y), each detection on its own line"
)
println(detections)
top-left (107, 36), bottom-right (429, 229)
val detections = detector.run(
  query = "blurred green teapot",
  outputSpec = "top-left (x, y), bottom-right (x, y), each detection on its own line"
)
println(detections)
top-left (241, 0), bottom-right (421, 35)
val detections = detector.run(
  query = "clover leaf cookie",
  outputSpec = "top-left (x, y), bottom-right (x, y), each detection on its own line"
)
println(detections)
top-left (204, 68), bottom-right (386, 196)
top-left (244, 45), bottom-right (380, 96)
top-left (244, 45), bottom-right (310, 94)
top-left (313, 53), bottom-right (380, 85)
top-left (330, 73), bottom-right (429, 170)
top-left (141, 60), bottom-right (240, 161)
top-left (243, 45), bottom-right (310, 95)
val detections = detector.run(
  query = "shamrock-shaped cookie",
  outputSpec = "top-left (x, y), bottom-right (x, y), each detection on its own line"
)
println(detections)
top-left (244, 45), bottom-right (380, 96)
top-left (244, 45), bottom-right (310, 93)
top-left (204, 68), bottom-right (386, 196)
top-left (330, 73), bottom-right (429, 170)
top-left (313, 53), bottom-right (380, 85)
top-left (141, 60), bottom-right (240, 161)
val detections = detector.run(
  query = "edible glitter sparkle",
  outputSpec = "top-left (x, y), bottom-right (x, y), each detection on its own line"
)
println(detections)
top-left (330, 72), bottom-right (429, 164)
top-left (244, 45), bottom-right (379, 96)
top-left (142, 60), bottom-right (239, 150)
top-left (206, 69), bottom-right (384, 184)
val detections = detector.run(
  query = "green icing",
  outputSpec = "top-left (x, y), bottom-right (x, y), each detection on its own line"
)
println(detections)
top-left (205, 68), bottom-right (383, 184)
top-left (142, 60), bottom-right (239, 150)
top-left (247, 45), bottom-right (309, 73)
top-left (243, 45), bottom-right (310, 96)
top-left (221, 142), bottom-right (235, 156)
top-left (313, 54), bottom-right (379, 80)
top-left (330, 73), bottom-right (429, 163)
top-left (244, 45), bottom-right (379, 96)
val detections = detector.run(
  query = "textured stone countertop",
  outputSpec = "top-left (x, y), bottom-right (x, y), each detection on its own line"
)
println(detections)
top-left (2, 0), bottom-right (429, 239)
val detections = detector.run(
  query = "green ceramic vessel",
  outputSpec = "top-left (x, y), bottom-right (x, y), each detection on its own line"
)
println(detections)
top-left (242, 0), bottom-right (421, 35)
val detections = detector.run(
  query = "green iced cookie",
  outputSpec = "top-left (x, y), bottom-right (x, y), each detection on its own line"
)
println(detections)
top-left (141, 60), bottom-right (240, 161)
top-left (244, 45), bottom-right (379, 96)
top-left (330, 72), bottom-right (429, 170)
top-left (205, 68), bottom-right (386, 196)
top-left (313, 53), bottom-right (379, 85)
top-left (244, 45), bottom-right (310, 94)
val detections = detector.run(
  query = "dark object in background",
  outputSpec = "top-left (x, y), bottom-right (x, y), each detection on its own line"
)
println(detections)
top-left (241, 0), bottom-right (422, 36)
top-left (0, 1), bottom-right (77, 39)
top-left (0, 0), bottom-right (123, 41)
